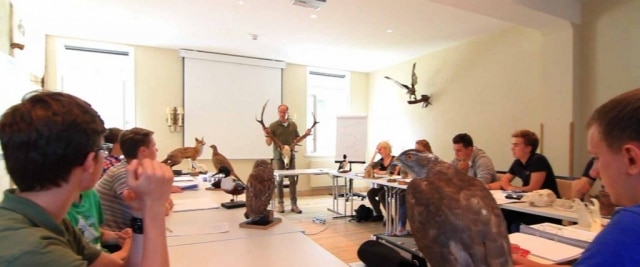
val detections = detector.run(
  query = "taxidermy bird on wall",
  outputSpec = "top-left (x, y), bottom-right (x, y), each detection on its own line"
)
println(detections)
top-left (210, 144), bottom-right (240, 178)
top-left (384, 62), bottom-right (432, 108)
top-left (244, 159), bottom-right (275, 225)
top-left (395, 149), bottom-right (512, 267)
top-left (160, 137), bottom-right (206, 169)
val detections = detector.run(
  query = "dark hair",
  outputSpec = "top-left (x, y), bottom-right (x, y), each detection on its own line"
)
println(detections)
top-left (415, 139), bottom-right (433, 153)
top-left (0, 91), bottom-right (105, 192)
top-left (587, 88), bottom-right (640, 151)
top-left (452, 133), bottom-right (474, 148)
top-left (120, 127), bottom-right (154, 161)
top-left (512, 129), bottom-right (539, 154)
top-left (104, 127), bottom-right (123, 144)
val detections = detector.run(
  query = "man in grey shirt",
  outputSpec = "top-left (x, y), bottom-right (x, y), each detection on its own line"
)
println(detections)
top-left (451, 133), bottom-right (497, 184)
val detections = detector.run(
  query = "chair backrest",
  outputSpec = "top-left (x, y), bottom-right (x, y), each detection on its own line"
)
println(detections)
top-left (555, 176), bottom-right (575, 200)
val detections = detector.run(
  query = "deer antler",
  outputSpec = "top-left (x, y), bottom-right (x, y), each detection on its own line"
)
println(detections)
top-left (255, 100), bottom-right (285, 149)
top-left (293, 112), bottom-right (320, 146)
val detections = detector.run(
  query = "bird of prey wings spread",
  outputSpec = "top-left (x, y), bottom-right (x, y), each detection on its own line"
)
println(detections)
top-left (384, 62), bottom-right (418, 101)
top-left (210, 144), bottom-right (240, 179)
top-left (395, 149), bottom-right (512, 267)
top-left (244, 160), bottom-right (275, 221)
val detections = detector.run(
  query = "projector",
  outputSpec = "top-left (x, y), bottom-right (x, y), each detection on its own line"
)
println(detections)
top-left (290, 0), bottom-right (326, 10)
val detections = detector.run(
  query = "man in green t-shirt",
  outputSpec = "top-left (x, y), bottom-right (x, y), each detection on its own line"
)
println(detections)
top-left (263, 104), bottom-right (311, 213)
top-left (0, 91), bottom-right (173, 267)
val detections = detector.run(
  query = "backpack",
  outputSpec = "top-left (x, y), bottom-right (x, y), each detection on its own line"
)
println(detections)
top-left (352, 204), bottom-right (373, 222)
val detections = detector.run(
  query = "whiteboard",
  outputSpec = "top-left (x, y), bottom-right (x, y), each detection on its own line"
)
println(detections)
top-left (182, 52), bottom-right (284, 159)
top-left (335, 115), bottom-right (367, 163)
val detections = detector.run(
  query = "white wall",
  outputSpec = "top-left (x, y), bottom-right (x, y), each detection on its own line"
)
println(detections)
top-left (574, 0), bottom-right (640, 173)
top-left (369, 26), bottom-right (576, 174)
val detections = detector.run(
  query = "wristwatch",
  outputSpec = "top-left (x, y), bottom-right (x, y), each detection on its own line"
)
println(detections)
top-left (131, 217), bottom-right (143, 234)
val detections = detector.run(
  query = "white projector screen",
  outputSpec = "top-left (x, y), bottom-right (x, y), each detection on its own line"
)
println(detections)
top-left (182, 51), bottom-right (284, 159)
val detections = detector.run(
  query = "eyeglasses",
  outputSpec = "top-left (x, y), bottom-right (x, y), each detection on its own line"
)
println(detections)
top-left (94, 143), bottom-right (113, 158)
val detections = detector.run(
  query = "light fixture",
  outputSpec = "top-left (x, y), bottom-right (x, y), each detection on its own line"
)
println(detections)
top-left (386, 29), bottom-right (393, 33)
top-left (310, 14), bottom-right (318, 19)
top-left (166, 106), bottom-right (184, 133)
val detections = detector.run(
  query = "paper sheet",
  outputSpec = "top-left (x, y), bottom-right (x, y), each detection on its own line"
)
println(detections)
top-left (509, 232), bottom-right (583, 263)
top-left (172, 198), bottom-right (220, 212)
top-left (166, 222), bottom-right (229, 237)
top-left (172, 181), bottom-right (199, 190)
top-left (174, 176), bottom-right (196, 182)
top-left (490, 190), bottom-right (525, 205)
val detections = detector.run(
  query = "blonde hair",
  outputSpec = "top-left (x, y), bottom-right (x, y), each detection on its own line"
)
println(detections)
top-left (377, 141), bottom-right (392, 154)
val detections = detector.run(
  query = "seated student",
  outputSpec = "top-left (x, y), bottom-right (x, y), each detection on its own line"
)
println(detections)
top-left (571, 157), bottom-right (597, 200)
top-left (571, 157), bottom-right (617, 216)
top-left (450, 133), bottom-right (497, 184)
top-left (486, 129), bottom-right (561, 233)
top-left (103, 127), bottom-right (124, 174)
top-left (66, 189), bottom-right (132, 261)
top-left (0, 91), bottom-right (172, 266)
top-left (393, 139), bottom-right (433, 236)
top-left (513, 88), bottom-right (640, 266)
top-left (367, 141), bottom-right (401, 223)
top-left (97, 127), bottom-right (174, 232)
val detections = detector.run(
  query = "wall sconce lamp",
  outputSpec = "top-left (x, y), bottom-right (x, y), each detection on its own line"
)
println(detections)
top-left (166, 106), bottom-right (184, 133)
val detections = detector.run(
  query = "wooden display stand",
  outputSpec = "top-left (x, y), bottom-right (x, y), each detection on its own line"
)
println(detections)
top-left (239, 210), bottom-right (281, 229)
top-left (239, 217), bottom-right (282, 230)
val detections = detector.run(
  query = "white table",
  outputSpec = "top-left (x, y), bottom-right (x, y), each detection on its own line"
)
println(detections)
top-left (500, 202), bottom-right (579, 222)
top-left (169, 232), bottom-right (349, 266)
top-left (166, 208), bottom-right (303, 246)
top-left (274, 168), bottom-right (350, 217)
top-left (331, 171), bottom-right (410, 235)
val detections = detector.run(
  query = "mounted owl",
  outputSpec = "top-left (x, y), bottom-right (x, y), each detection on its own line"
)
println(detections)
top-left (244, 159), bottom-right (276, 225)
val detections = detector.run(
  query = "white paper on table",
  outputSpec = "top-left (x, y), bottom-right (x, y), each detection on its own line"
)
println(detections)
top-left (529, 223), bottom-right (597, 242)
top-left (172, 198), bottom-right (220, 212)
top-left (509, 233), bottom-right (583, 263)
top-left (166, 223), bottom-right (229, 237)
top-left (174, 176), bottom-right (196, 182)
top-left (490, 190), bottom-right (524, 205)
top-left (172, 181), bottom-right (199, 190)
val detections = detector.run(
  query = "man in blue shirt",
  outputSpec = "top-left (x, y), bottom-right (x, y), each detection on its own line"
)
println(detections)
top-left (513, 87), bottom-right (640, 266)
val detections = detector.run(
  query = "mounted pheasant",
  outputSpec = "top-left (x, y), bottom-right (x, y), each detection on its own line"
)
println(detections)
top-left (161, 137), bottom-right (206, 169)
top-left (210, 144), bottom-right (240, 179)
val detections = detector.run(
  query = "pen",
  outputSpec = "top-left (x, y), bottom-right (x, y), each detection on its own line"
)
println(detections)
top-left (166, 227), bottom-right (173, 233)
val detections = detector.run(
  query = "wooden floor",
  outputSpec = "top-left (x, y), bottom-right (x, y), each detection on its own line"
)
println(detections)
top-left (277, 193), bottom-right (385, 264)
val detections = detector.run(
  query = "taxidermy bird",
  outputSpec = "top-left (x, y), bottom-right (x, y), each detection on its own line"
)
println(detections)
top-left (216, 166), bottom-right (246, 196)
top-left (385, 62), bottom-right (418, 101)
top-left (395, 149), bottom-right (512, 267)
top-left (210, 144), bottom-right (240, 178)
top-left (244, 159), bottom-right (275, 225)
top-left (384, 62), bottom-right (432, 108)
top-left (161, 137), bottom-right (206, 169)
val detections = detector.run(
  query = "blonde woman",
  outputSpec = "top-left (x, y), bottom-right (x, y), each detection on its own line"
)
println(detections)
top-left (366, 141), bottom-right (400, 222)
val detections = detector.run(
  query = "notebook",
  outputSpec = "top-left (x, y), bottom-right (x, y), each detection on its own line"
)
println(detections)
top-left (509, 232), bottom-right (584, 263)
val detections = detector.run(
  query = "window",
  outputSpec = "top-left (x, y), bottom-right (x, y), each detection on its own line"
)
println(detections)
top-left (305, 67), bottom-right (350, 157)
top-left (57, 41), bottom-right (135, 129)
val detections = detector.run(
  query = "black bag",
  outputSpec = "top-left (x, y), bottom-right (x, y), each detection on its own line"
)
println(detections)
top-left (352, 204), bottom-right (373, 222)
top-left (357, 240), bottom-right (416, 267)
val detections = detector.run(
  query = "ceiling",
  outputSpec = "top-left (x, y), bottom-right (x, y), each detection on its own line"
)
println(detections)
top-left (16, 0), bottom-right (580, 72)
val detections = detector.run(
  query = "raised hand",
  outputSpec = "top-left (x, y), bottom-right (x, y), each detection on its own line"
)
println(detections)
top-left (125, 159), bottom-right (174, 215)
